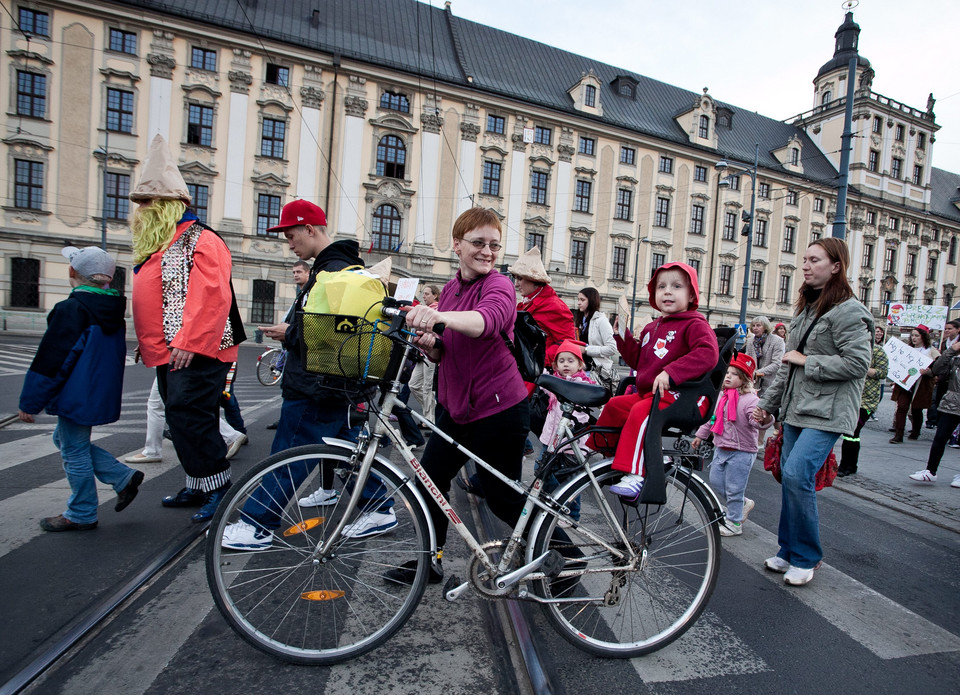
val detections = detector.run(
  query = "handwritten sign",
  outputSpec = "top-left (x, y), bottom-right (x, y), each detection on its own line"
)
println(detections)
top-left (882, 338), bottom-right (933, 390)
top-left (886, 303), bottom-right (948, 331)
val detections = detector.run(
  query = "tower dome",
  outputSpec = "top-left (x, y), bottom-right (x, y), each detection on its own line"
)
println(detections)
top-left (816, 11), bottom-right (871, 80)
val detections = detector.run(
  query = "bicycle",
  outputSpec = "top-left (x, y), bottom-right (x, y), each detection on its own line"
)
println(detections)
top-left (256, 346), bottom-right (286, 386)
top-left (206, 299), bottom-right (726, 664)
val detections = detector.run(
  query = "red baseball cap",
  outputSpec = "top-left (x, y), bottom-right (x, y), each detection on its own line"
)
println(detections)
top-left (267, 199), bottom-right (327, 233)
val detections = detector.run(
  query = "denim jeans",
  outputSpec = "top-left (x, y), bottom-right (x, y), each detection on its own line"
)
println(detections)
top-left (777, 423), bottom-right (839, 569)
top-left (54, 416), bottom-right (137, 525)
top-left (708, 448), bottom-right (755, 523)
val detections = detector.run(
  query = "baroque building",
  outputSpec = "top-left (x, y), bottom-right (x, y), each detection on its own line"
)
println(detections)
top-left (2, 1), bottom-right (959, 333)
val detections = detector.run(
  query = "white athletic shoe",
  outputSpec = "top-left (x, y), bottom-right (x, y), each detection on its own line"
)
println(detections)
top-left (298, 488), bottom-right (340, 507)
top-left (784, 565), bottom-right (816, 586)
top-left (908, 469), bottom-right (937, 483)
top-left (225, 434), bottom-right (247, 460)
top-left (741, 497), bottom-right (755, 521)
top-left (609, 474), bottom-right (644, 499)
top-left (764, 556), bottom-right (790, 573)
top-left (951, 474), bottom-right (960, 489)
top-left (342, 509), bottom-right (397, 538)
top-left (221, 520), bottom-right (273, 551)
top-left (719, 521), bottom-right (742, 536)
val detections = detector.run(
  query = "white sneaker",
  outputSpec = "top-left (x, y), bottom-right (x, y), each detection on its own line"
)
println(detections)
top-left (221, 520), bottom-right (273, 551)
top-left (741, 497), bottom-right (755, 522)
top-left (609, 474), bottom-right (644, 499)
top-left (764, 556), bottom-right (790, 573)
top-left (719, 521), bottom-right (742, 536)
top-left (225, 434), bottom-right (247, 460)
top-left (342, 509), bottom-right (397, 538)
top-left (784, 564), bottom-right (816, 586)
top-left (298, 488), bottom-right (340, 507)
top-left (951, 474), bottom-right (960, 489)
top-left (124, 452), bottom-right (162, 463)
top-left (908, 469), bottom-right (937, 483)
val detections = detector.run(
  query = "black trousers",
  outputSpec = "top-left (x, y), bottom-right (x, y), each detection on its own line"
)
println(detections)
top-left (157, 356), bottom-right (231, 492)
top-left (926, 412), bottom-right (960, 475)
top-left (839, 407), bottom-right (870, 473)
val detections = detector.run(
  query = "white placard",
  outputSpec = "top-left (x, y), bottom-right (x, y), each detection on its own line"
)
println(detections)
top-left (394, 277), bottom-right (419, 302)
top-left (882, 338), bottom-right (933, 391)
top-left (886, 303), bottom-right (948, 331)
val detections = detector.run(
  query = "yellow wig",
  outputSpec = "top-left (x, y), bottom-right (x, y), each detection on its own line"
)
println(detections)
top-left (131, 199), bottom-right (187, 264)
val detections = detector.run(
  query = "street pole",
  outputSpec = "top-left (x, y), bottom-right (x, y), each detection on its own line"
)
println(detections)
top-left (630, 225), bottom-right (641, 332)
top-left (832, 56), bottom-right (858, 240)
top-left (738, 144), bottom-right (760, 329)
top-left (100, 130), bottom-right (109, 251)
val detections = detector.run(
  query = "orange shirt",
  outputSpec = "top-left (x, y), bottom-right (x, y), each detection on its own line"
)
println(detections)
top-left (132, 220), bottom-right (239, 368)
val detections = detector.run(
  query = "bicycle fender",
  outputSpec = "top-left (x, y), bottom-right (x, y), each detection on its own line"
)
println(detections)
top-left (320, 437), bottom-right (438, 554)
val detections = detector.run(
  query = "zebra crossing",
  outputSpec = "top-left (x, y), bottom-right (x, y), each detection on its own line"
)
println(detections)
top-left (0, 342), bottom-right (140, 378)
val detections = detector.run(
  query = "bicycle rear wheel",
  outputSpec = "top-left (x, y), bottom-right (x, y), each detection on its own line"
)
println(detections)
top-left (206, 444), bottom-right (431, 664)
top-left (256, 348), bottom-right (284, 386)
top-left (528, 461), bottom-right (721, 658)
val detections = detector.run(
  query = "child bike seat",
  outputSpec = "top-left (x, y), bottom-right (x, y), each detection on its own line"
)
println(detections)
top-left (537, 374), bottom-right (610, 408)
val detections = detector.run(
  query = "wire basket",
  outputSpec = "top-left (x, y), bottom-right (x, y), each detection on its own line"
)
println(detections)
top-left (300, 312), bottom-right (393, 383)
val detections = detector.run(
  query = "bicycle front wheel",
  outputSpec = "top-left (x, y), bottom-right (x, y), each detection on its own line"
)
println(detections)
top-left (206, 444), bottom-right (432, 665)
top-left (528, 461), bottom-right (721, 658)
top-left (256, 348), bottom-right (283, 386)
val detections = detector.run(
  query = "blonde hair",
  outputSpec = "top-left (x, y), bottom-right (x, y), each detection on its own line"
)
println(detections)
top-left (132, 199), bottom-right (187, 264)
top-left (730, 366), bottom-right (755, 395)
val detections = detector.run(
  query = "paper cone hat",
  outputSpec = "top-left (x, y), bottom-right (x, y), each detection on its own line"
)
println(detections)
top-left (366, 257), bottom-right (393, 287)
top-left (129, 134), bottom-right (191, 204)
top-left (507, 246), bottom-right (551, 284)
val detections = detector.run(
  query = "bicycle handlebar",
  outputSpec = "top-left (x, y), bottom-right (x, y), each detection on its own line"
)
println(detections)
top-left (381, 303), bottom-right (445, 336)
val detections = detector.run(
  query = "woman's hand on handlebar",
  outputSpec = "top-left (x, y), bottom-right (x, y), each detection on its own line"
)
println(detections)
top-left (403, 304), bottom-right (443, 335)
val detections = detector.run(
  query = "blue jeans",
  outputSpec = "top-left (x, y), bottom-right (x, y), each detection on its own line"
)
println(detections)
top-left (54, 417), bottom-right (137, 525)
top-left (709, 448), bottom-right (754, 523)
top-left (777, 424), bottom-right (839, 569)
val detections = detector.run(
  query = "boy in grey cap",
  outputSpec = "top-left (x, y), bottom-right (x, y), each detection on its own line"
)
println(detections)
top-left (18, 246), bottom-right (144, 531)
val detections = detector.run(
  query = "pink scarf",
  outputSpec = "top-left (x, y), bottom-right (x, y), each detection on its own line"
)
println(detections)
top-left (710, 388), bottom-right (740, 436)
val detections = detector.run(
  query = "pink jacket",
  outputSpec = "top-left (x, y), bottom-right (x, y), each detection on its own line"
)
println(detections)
top-left (539, 371), bottom-right (595, 451)
top-left (695, 390), bottom-right (774, 453)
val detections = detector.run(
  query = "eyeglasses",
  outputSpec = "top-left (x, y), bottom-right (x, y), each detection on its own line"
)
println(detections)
top-left (462, 239), bottom-right (502, 252)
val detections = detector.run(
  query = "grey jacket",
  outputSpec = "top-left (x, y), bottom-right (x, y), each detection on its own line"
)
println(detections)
top-left (758, 297), bottom-right (874, 434)
top-left (745, 332), bottom-right (785, 394)
top-left (931, 347), bottom-right (960, 417)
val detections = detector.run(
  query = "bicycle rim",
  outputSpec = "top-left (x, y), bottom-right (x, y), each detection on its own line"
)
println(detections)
top-left (206, 445), bottom-right (431, 664)
top-left (256, 350), bottom-right (282, 386)
top-left (529, 462), bottom-right (721, 658)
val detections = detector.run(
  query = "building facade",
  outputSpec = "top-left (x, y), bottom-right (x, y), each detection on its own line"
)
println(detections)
top-left (3, 1), bottom-right (959, 335)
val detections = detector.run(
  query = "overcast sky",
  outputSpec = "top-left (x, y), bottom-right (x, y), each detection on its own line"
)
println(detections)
top-left (442, 0), bottom-right (960, 175)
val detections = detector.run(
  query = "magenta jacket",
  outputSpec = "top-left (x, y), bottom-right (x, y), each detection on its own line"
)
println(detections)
top-left (436, 269), bottom-right (527, 424)
top-left (695, 391), bottom-right (774, 453)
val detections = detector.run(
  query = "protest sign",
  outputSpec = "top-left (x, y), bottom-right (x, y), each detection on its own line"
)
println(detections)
top-left (886, 303), bottom-right (948, 330)
top-left (882, 337), bottom-right (933, 390)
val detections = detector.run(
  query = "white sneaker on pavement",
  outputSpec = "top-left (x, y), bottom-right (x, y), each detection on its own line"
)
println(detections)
top-left (741, 497), bottom-right (755, 522)
top-left (124, 452), bottom-right (162, 463)
top-left (951, 474), bottom-right (960, 489)
top-left (225, 434), bottom-right (247, 460)
top-left (908, 469), bottom-right (938, 483)
top-left (719, 521), bottom-right (742, 536)
top-left (764, 556), bottom-right (790, 573)
top-left (298, 487), bottom-right (341, 507)
top-left (342, 509), bottom-right (397, 538)
top-left (784, 564), bottom-right (817, 586)
top-left (221, 520), bottom-right (273, 551)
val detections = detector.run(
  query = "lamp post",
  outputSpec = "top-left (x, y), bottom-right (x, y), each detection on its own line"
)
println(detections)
top-left (94, 130), bottom-right (110, 251)
top-left (715, 143), bottom-right (760, 339)
top-left (629, 225), bottom-right (642, 332)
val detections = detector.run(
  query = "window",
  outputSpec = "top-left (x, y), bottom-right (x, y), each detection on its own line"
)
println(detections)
top-left (821, 91), bottom-right (832, 105)
top-left (862, 243), bottom-right (874, 269)
top-left (904, 290), bottom-right (914, 304)
top-left (584, 84), bottom-right (596, 107)
top-left (912, 222), bottom-right (920, 236)
top-left (379, 91), bottom-right (409, 113)
top-left (529, 170), bottom-right (548, 205)
top-left (571, 239), bottom-right (587, 276)
top-left (859, 286), bottom-right (870, 304)
top-left (687, 258), bottom-right (701, 275)
top-left (527, 233), bottom-right (544, 255)
top-left (895, 124), bottom-right (905, 142)
top-left (811, 229), bottom-right (823, 241)
top-left (260, 118), bottom-right (286, 158)
top-left (265, 64), bottom-right (290, 87)
top-left (786, 190), bottom-right (798, 206)
top-left (14, 160), bottom-right (43, 210)
top-left (778, 274), bottom-right (792, 304)
top-left (486, 114), bottom-right (505, 134)
top-left (16, 71), bottom-right (46, 118)
top-left (578, 136), bottom-right (595, 155)
top-left (698, 115), bottom-right (709, 139)
top-left (689, 204), bottom-right (704, 235)
top-left (106, 88), bottom-right (134, 133)
top-left (750, 270), bottom-right (763, 301)
top-left (913, 165), bottom-right (924, 185)
top-left (10, 257), bottom-right (40, 308)
top-left (866, 210), bottom-right (876, 225)
top-left (372, 204), bottom-right (402, 251)
top-left (753, 219), bottom-right (767, 247)
top-left (927, 256), bottom-right (939, 281)
top-left (620, 146), bottom-right (636, 165)
top-left (187, 183), bottom-right (209, 224)
top-left (694, 165), bottom-right (707, 183)
top-left (250, 280), bottom-right (276, 324)
top-left (574, 180), bottom-right (592, 213)
top-left (884, 247), bottom-right (897, 273)
top-left (728, 174), bottom-right (741, 191)
top-left (376, 135), bottom-right (406, 178)
top-left (190, 47), bottom-right (217, 71)
top-left (104, 172), bottom-right (130, 220)
top-left (612, 247), bottom-right (627, 281)
top-left (654, 197), bottom-right (670, 227)
top-left (256, 194), bottom-right (281, 236)
top-left (882, 290), bottom-right (892, 306)
top-left (534, 126), bottom-right (552, 145)
top-left (889, 217), bottom-right (899, 232)
top-left (658, 155), bottom-right (673, 174)
top-left (19, 8), bottom-right (49, 36)
top-left (906, 253), bottom-right (917, 276)
top-left (723, 211), bottom-right (737, 241)
top-left (110, 267), bottom-right (126, 296)
top-left (187, 104), bottom-right (213, 146)
top-left (868, 150), bottom-right (879, 172)
top-left (109, 28), bottom-right (137, 54)
top-left (719, 265), bottom-right (733, 295)
top-left (615, 189), bottom-right (633, 220)
top-left (617, 81), bottom-right (635, 98)
top-left (651, 253), bottom-right (665, 275)
top-left (814, 197), bottom-right (824, 213)
top-left (782, 225), bottom-right (796, 253)
top-left (791, 148), bottom-right (800, 165)
top-left (873, 116), bottom-right (883, 134)
top-left (950, 237), bottom-right (958, 265)
top-left (918, 133), bottom-right (927, 150)
top-left (891, 157), bottom-right (903, 179)
top-left (481, 161), bottom-right (502, 196)
top-left (758, 182), bottom-right (770, 199)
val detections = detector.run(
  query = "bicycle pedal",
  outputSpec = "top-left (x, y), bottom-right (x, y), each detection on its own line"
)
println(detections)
top-left (540, 549), bottom-right (566, 578)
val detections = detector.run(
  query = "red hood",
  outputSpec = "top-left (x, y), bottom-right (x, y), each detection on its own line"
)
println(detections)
top-left (647, 261), bottom-right (701, 311)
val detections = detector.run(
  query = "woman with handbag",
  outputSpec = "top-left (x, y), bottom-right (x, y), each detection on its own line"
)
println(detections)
top-left (908, 340), bottom-right (960, 487)
top-left (754, 238), bottom-right (873, 586)
top-left (575, 287), bottom-right (619, 393)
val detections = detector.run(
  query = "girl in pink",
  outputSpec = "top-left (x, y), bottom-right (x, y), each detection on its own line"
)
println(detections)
top-left (693, 353), bottom-right (774, 536)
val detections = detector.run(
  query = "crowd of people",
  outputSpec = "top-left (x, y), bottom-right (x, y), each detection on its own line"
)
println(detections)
top-left (16, 140), bottom-right (958, 590)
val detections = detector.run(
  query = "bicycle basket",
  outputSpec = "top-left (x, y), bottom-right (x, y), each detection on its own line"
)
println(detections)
top-left (300, 312), bottom-right (393, 382)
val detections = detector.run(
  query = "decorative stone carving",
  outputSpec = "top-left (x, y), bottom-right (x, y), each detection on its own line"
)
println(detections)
top-left (421, 112), bottom-right (443, 134)
top-left (344, 95), bottom-right (368, 118)
top-left (147, 53), bottom-right (176, 79)
top-left (511, 133), bottom-right (527, 152)
top-left (557, 144), bottom-right (575, 162)
top-left (460, 122), bottom-right (480, 141)
top-left (228, 70), bottom-right (252, 94)
top-left (301, 85), bottom-right (324, 108)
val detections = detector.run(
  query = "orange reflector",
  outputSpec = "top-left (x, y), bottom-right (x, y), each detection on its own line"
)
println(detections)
top-left (283, 517), bottom-right (324, 536)
top-left (301, 590), bottom-right (345, 601)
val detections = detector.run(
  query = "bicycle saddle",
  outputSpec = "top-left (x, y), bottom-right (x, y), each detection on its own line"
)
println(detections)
top-left (537, 374), bottom-right (610, 407)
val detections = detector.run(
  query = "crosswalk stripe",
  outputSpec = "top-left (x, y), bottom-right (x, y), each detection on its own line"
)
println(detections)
top-left (723, 523), bottom-right (960, 659)
top-left (0, 432), bottom-right (111, 473)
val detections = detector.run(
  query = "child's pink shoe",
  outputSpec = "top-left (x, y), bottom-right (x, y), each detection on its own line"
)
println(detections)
top-left (610, 474), bottom-right (644, 499)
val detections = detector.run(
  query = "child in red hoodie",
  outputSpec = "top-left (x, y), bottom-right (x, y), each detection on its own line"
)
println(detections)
top-left (590, 262), bottom-right (718, 499)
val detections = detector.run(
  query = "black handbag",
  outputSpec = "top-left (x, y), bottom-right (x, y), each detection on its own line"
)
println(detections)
top-left (529, 386), bottom-right (549, 437)
top-left (502, 311), bottom-right (547, 382)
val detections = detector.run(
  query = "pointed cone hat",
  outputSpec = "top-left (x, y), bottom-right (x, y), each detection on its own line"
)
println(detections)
top-left (129, 134), bottom-right (191, 204)
top-left (507, 246), bottom-right (551, 284)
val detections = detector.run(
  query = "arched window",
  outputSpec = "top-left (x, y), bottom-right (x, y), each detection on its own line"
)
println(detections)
top-left (376, 135), bottom-right (406, 179)
top-left (698, 115), bottom-right (709, 139)
top-left (372, 204), bottom-right (401, 251)
top-left (821, 90), bottom-right (832, 105)
top-left (791, 148), bottom-right (800, 165)
top-left (950, 236), bottom-right (958, 265)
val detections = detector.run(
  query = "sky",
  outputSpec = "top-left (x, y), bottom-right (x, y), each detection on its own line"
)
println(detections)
top-left (441, 0), bottom-right (960, 175)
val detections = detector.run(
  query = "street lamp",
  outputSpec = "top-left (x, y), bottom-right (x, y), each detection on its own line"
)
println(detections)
top-left (94, 130), bottom-right (110, 251)
top-left (715, 143), bottom-right (760, 341)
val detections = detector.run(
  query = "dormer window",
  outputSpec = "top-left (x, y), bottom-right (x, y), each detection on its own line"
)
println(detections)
top-left (612, 75), bottom-right (638, 101)
top-left (698, 115), bottom-right (709, 139)
top-left (584, 85), bottom-right (596, 108)
top-left (716, 108), bottom-right (733, 129)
